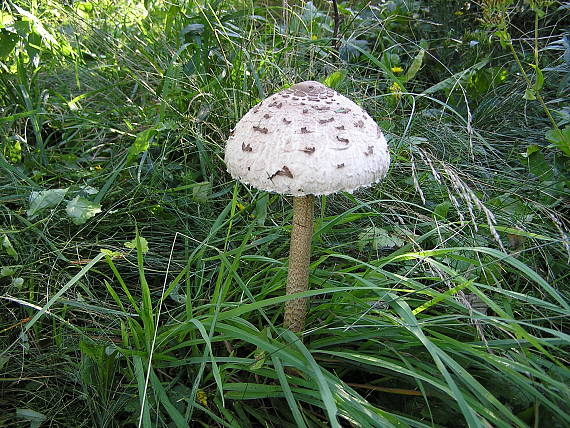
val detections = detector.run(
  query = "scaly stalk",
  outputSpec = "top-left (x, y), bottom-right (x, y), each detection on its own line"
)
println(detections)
top-left (284, 195), bottom-right (314, 332)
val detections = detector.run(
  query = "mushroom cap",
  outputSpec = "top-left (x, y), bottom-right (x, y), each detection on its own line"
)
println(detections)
top-left (224, 81), bottom-right (390, 196)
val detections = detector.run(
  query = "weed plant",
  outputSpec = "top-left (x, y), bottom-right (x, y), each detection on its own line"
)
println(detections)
top-left (1, 1), bottom-right (569, 427)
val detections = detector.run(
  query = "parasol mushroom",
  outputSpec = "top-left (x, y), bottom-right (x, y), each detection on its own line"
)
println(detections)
top-left (224, 81), bottom-right (390, 332)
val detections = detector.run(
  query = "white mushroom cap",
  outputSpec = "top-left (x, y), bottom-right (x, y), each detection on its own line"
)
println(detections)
top-left (224, 81), bottom-right (390, 196)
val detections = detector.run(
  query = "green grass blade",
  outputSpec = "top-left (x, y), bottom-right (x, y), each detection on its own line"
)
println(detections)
top-left (23, 252), bottom-right (106, 333)
top-left (270, 354), bottom-right (308, 427)
top-left (283, 331), bottom-right (340, 428)
top-left (134, 356), bottom-right (152, 428)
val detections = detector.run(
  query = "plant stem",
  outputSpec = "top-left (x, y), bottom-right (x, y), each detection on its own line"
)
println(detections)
top-left (507, 42), bottom-right (558, 130)
top-left (283, 0), bottom-right (289, 34)
top-left (331, 0), bottom-right (340, 51)
top-left (284, 195), bottom-right (314, 332)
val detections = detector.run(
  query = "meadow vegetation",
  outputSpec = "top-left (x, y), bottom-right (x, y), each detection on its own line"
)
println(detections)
top-left (1, 0), bottom-right (569, 426)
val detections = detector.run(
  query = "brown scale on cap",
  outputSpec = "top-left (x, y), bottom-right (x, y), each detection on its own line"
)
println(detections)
top-left (283, 118), bottom-right (292, 125)
top-left (253, 125), bottom-right (269, 134)
top-left (364, 146), bottom-right (374, 156)
top-left (336, 125), bottom-right (345, 130)
top-left (337, 163), bottom-right (345, 168)
top-left (301, 147), bottom-right (315, 154)
top-left (303, 109), bottom-right (308, 114)
top-left (242, 143), bottom-right (252, 152)
top-left (354, 120), bottom-right (364, 128)
top-left (264, 114), bottom-right (271, 119)
top-left (269, 165), bottom-right (294, 180)
top-left (337, 136), bottom-right (349, 143)
top-left (300, 127), bottom-right (312, 134)
top-left (319, 117), bottom-right (334, 124)
top-left (312, 105), bottom-right (330, 111)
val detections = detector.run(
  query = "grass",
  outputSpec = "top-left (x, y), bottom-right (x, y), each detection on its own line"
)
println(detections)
top-left (1, 0), bottom-right (569, 426)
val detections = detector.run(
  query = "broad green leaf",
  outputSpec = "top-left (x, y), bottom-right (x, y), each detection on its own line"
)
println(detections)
top-left (404, 48), bottom-right (425, 82)
top-left (27, 188), bottom-right (68, 218)
top-left (527, 150), bottom-right (554, 181)
top-left (13, 4), bottom-right (59, 46)
top-left (523, 87), bottom-right (536, 100)
top-left (529, 64), bottom-right (544, 92)
top-left (382, 52), bottom-right (400, 68)
top-left (255, 193), bottom-right (268, 225)
top-left (0, 30), bottom-right (18, 59)
top-left (127, 127), bottom-right (156, 165)
top-left (125, 236), bottom-right (149, 254)
top-left (80, 185), bottom-right (98, 195)
top-left (545, 126), bottom-right (570, 156)
top-left (250, 327), bottom-right (269, 370)
top-left (100, 248), bottom-right (122, 258)
top-left (521, 144), bottom-right (541, 157)
top-left (192, 181), bottom-right (211, 203)
top-left (434, 201), bottom-right (452, 220)
top-left (323, 70), bottom-right (347, 89)
top-left (249, 349), bottom-right (266, 370)
top-left (0, 11), bottom-right (15, 28)
top-left (2, 235), bottom-right (18, 260)
top-left (1, 266), bottom-right (17, 277)
top-left (7, 138), bottom-right (22, 163)
top-left (494, 30), bottom-right (511, 48)
top-left (75, 1), bottom-right (93, 20)
top-left (65, 196), bottom-right (102, 225)
top-left (16, 408), bottom-right (47, 428)
top-left (358, 227), bottom-right (405, 251)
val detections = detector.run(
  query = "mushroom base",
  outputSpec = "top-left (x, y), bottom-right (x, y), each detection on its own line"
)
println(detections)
top-left (284, 195), bottom-right (314, 332)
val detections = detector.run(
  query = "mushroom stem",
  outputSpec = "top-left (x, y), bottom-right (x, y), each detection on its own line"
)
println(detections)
top-left (284, 195), bottom-right (315, 332)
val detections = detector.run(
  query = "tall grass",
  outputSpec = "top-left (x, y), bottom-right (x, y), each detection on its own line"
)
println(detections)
top-left (1, 0), bottom-right (569, 426)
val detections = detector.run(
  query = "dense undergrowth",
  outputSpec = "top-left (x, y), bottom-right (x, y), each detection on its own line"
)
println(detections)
top-left (1, 0), bottom-right (569, 426)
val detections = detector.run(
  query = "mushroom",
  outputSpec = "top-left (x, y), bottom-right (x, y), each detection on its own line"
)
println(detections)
top-left (224, 81), bottom-right (390, 332)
